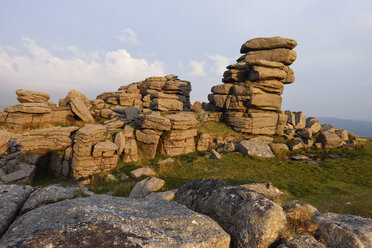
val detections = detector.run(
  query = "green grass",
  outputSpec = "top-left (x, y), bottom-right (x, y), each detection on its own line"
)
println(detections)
top-left (196, 121), bottom-right (243, 140)
top-left (149, 141), bottom-right (372, 218)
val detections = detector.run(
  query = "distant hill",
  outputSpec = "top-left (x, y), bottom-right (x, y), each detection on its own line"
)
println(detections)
top-left (318, 117), bottom-right (372, 138)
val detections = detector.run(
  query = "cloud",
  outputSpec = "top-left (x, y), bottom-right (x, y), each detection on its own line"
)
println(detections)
top-left (0, 38), bottom-right (165, 103)
top-left (188, 60), bottom-right (206, 77)
top-left (116, 28), bottom-right (139, 45)
top-left (208, 54), bottom-right (230, 75)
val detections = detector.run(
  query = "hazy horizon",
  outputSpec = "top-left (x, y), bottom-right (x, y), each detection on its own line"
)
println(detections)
top-left (1, 0), bottom-right (371, 120)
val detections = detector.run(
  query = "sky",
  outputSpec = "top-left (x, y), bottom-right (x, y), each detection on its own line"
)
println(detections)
top-left (0, 0), bottom-right (371, 120)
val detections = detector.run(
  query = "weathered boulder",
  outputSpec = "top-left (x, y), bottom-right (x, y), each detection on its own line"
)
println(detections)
top-left (250, 93), bottom-right (282, 110)
top-left (59, 89), bottom-right (91, 107)
top-left (337, 129), bottom-right (349, 141)
top-left (16, 89), bottom-right (50, 103)
top-left (240, 37), bottom-right (297, 53)
top-left (238, 48), bottom-right (297, 65)
top-left (157, 157), bottom-right (174, 165)
top-left (92, 140), bottom-right (118, 157)
top-left (191, 101), bottom-right (203, 112)
top-left (0, 162), bottom-right (36, 185)
top-left (123, 139), bottom-right (138, 163)
top-left (142, 114), bottom-right (171, 131)
top-left (0, 185), bottom-right (33, 236)
top-left (237, 139), bottom-right (275, 158)
top-left (69, 96), bottom-right (95, 123)
top-left (0, 195), bottom-right (231, 247)
top-left (316, 131), bottom-right (344, 148)
top-left (219, 141), bottom-right (236, 153)
top-left (100, 108), bottom-right (114, 119)
top-left (241, 182), bottom-right (284, 202)
top-left (150, 99), bottom-right (183, 111)
top-left (278, 235), bottom-right (325, 248)
top-left (20, 184), bottom-right (93, 214)
top-left (129, 177), bottom-right (165, 198)
top-left (296, 128), bottom-right (312, 139)
top-left (130, 166), bottom-right (155, 179)
top-left (321, 124), bottom-right (335, 133)
top-left (136, 129), bottom-right (162, 159)
top-left (91, 98), bottom-right (105, 109)
top-left (146, 189), bottom-right (178, 201)
top-left (0, 130), bottom-right (14, 155)
top-left (290, 138), bottom-right (306, 151)
top-left (175, 179), bottom-right (286, 248)
top-left (113, 107), bottom-right (141, 123)
top-left (294, 111), bottom-right (306, 129)
top-left (114, 131), bottom-right (126, 155)
top-left (165, 113), bottom-right (198, 130)
top-left (196, 131), bottom-right (212, 151)
top-left (226, 112), bottom-right (279, 135)
top-left (306, 117), bottom-right (321, 134)
top-left (315, 213), bottom-right (372, 248)
top-left (210, 149), bottom-right (222, 160)
top-left (270, 143), bottom-right (289, 151)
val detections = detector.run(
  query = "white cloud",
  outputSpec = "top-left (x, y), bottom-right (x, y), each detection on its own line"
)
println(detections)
top-left (189, 60), bottom-right (206, 77)
top-left (0, 38), bottom-right (165, 103)
top-left (208, 54), bottom-right (230, 75)
top-left (116, 28), bottom-right (139, 45)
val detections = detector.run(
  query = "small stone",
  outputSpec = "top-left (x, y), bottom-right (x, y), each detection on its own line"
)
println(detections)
top-left (129, 177), bottom-right (165, 198)
top-left (104, 174), bottom-right (118, 182)
top-left (130, 166), bottom-right (155, 179)
top-left (210, 149), bottom-right (222, 160)
top-left (146, 189), bottom-right (178, 201)
top-left (158, 158), bottom-right (175, 165)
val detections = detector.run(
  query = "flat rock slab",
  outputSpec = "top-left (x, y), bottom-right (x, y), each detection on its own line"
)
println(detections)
top-left (0, 195), bottom-right (231, 248)
top-left (0, 185), bottom-right (33, 237)
top-left (69, 96), bottom-right (95, 123)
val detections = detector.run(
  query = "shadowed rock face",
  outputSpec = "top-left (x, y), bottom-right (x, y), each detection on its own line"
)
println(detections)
top-left (0, 195), bottom-right (231, 248)
top-left (0, 185), bottom-right (33, 237)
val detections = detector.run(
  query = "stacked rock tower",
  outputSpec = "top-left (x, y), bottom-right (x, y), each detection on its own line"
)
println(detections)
top-left (207, 37), bottom-right (297, 141)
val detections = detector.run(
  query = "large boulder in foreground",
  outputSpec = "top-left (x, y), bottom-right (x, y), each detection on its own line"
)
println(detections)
top-left (315, 213), bottom-right (372, 248)
top-left (174, 179), bottom-right (286, 248)
top-left (0, 185), bottom-right (33, 237)
top-left (0, 195), bottom-right (231, 248)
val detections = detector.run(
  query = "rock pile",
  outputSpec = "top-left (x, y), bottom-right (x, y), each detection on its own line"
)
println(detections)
top-left (159, 113), bottom-right (198, 156)
top-left (282, 111), bottom-right (360, 150)
top-left (136, 112), bottom-right (199, 159)
top-left (207, 37), bottom-right (297, 141)
top-left (93, 75), bottom-right (192, 122)
top-left (71, 124), bottom-right (119, 179)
